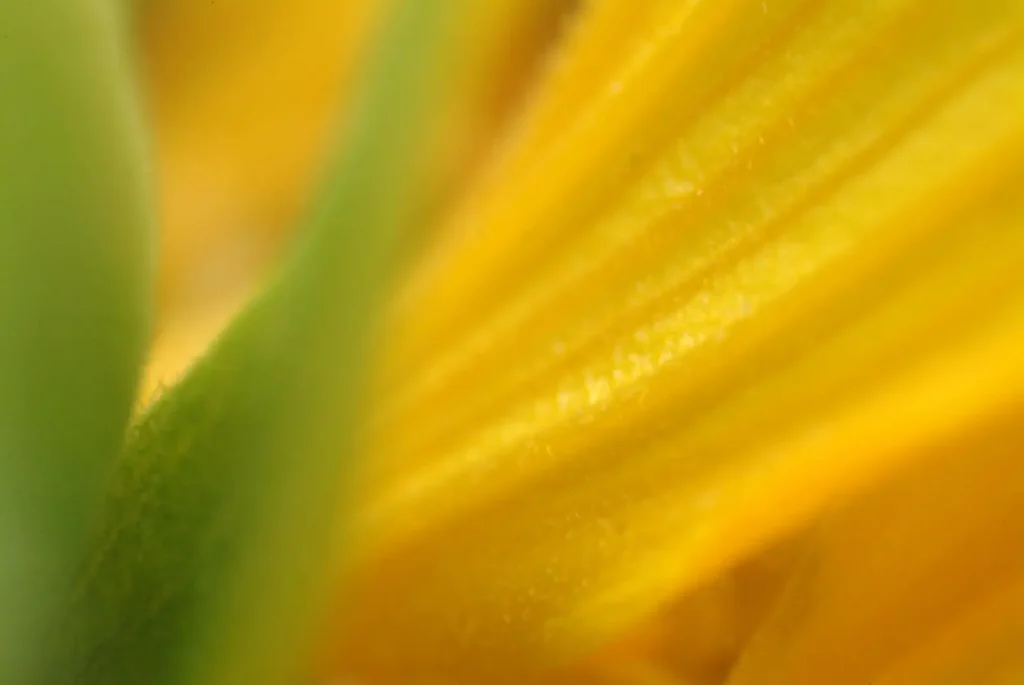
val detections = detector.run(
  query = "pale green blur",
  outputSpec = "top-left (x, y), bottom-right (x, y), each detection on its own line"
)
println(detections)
top-left (0, 0), bottom-right (153, 681)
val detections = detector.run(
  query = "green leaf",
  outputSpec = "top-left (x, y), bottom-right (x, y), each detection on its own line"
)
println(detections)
top-left (0, 0), bottom-right (152, 680)
top-left (43, 2), bottom-right (453, 684)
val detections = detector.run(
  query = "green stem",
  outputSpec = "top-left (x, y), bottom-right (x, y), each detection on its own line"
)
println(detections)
top-left (0, 1), bottom-right (152, 681)
top-left (45, 3), bottom-right (452, 684)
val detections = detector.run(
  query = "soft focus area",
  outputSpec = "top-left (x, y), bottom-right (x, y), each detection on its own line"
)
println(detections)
top-left (3, 2), bottom-right (1024, 685)
top-left (141, 0), bottom-right (574, 399)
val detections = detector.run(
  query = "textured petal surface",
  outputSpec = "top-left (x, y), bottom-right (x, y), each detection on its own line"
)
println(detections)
top-left (321, 2), bottom-right (1024, 682)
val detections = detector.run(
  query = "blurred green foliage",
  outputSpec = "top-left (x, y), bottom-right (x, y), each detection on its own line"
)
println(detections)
top-left (0, 1), bottom-right (451, 684)
top-left (0, 1), bottom-right (152, 680)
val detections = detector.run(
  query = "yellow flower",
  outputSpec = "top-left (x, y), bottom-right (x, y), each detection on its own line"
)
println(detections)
top-left (145, 1), bottom-right (1024, 684)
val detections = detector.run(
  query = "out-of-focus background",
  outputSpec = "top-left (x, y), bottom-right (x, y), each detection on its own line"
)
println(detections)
top-left (139, 0), bottom-right (578, 399)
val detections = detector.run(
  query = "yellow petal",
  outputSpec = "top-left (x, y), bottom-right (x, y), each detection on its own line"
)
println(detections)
top-left (878, 572), bottom-right (1024, 685)
top-left (726, 414), bottom-right (1024, 685)
top-left (385, 0), bottom-right (812, 374)
top-left (449, 0), bottom-right (680, 220)
top-left (575, 658), bottom-right (704, 685)
top-left (561, 539), bottom-right (800, 684)
top-left (373, 0), bottom-right (1020, 462)
top-left (321, 2), bottom-right (1024, 682)
top-left (656, 540), bottom-right (801, 682)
